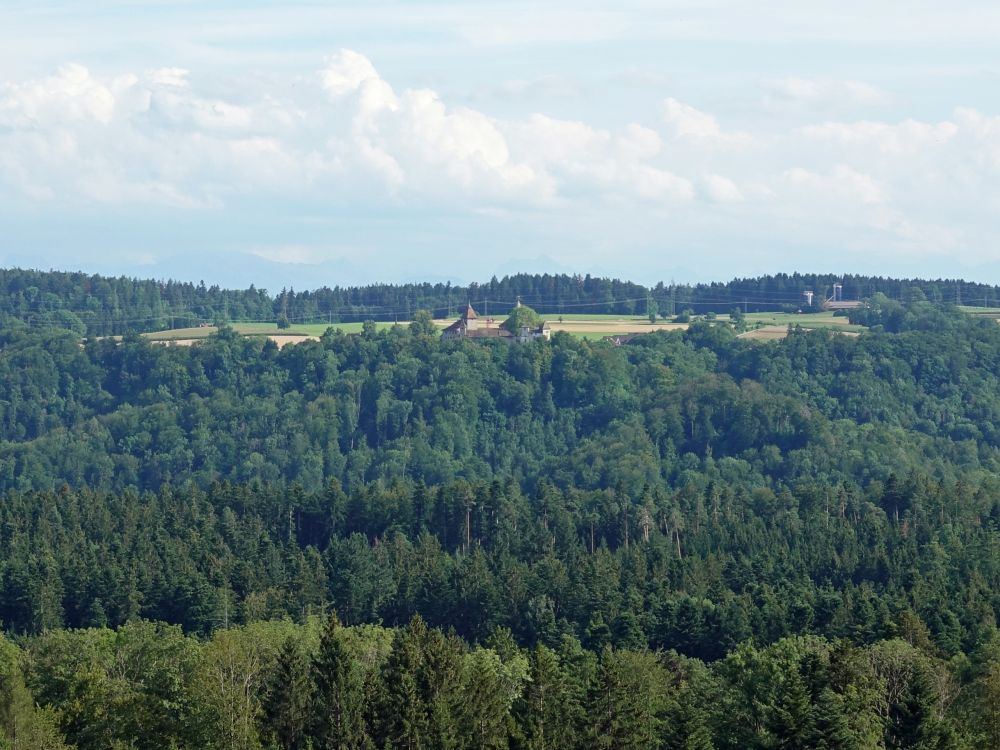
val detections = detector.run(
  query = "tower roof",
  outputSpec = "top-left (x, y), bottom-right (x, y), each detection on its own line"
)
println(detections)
top-left (463, 303), bottom-right (478, 320)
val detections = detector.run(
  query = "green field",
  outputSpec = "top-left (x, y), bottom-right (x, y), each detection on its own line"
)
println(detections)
top-left (142, 321), bottom-right (401, 341)
top-left (138, 310), bottom-right (864, 344)
top-left (958, 306), bottom-right (1000, 319)
top-left (536, 313), bottom-right (651, 321)
top-left (744, 311), bottom-right (867, 332)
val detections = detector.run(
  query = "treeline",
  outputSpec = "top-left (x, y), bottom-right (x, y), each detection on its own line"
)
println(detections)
top-left (2, 472), bottom-right (999, 657)
top-left (4, 291), bottom-right (1000, 746)
top-left (3, 616), bottom-right (1000, 749)
top-left (3, 266), bottom-right (1000, 335)
top-left (4, 304), bottom-right (1000, 495)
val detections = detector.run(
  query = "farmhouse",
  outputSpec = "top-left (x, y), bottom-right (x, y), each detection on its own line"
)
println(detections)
top-left (441, 302), bottom-right (551, 342)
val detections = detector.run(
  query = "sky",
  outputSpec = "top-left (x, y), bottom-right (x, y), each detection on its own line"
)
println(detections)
top-left (2, 1), bottom-right (1000, 290)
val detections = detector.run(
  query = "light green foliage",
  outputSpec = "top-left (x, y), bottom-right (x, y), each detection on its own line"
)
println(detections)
top-left (0, 635), bottom-right (68, 750)
top-left (25, 622), bottom-right (198, 750)
top-left (588, 648), bottom-right (670, 749)
top-left (502, 304), bottom-right (544, 333)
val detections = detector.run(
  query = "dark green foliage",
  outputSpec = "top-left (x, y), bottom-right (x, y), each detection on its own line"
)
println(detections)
top-left (513, 645), bottom-right (582, 750)
top-left (588, 648), bottom-right (669, 749)
top-left (309, 614), bottom-right (370, 749)
top-left (260, 637), bottom-right (311, 750)
top-left (4, 273), bottom-right (1000, 747)
top-left (4, 615), bottom-right (999, 749)
top-left (808, 689), bottom-right (856, 750)
top-left (371, 615), bottom-right (464, 750)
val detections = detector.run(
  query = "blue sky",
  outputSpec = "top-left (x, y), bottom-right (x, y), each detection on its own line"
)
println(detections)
top-left (2, 1), bottom-right (1000, 289)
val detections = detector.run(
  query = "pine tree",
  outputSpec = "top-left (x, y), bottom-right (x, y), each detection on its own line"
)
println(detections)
top-left (515, 644), bottom-right (582, 750)
top-left (808, 689), bottom-right (855, 750)
top-left (261, 637), bottom-right (312, 750)
top-left (886, 665), bottom-right (951, 750)
top-left (769, 669), bottom-right (815, 749)
top-left (587, 647), bottom-right (668, 750)
top-left (310, 614), bottom-right (370, 750)
top-left (373, 616), bottom-right (432, 750)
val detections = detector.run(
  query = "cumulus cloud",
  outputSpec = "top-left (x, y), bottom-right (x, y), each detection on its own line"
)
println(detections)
top-left (702, 174), bottom-right (744, 203)
top-left (663, 97), bottom-right (721, 138)
top-left (797, 119), bottom-right (958, 153)
top-left (662, 97), bottom-right (752, 145)
top-left (0, 64), bottom-right (116, 126)
top-left (784, 165), bottom-right (885, 205)
top-left (2, 51), bottom-right (1000, 265)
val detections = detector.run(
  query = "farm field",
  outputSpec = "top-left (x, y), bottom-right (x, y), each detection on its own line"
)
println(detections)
top-left (744, 311), bottom-right (864, 329)
top-left (432, 313), bottom-right (688, 336)
top-left (137, 311), bottom-right (866, 347)
top-left (140, 321), bottom-right (399, 346)
top-left (738, 311), bottom-right (866, 341)
top-left (958, 306), bottom-right (1000, 320)
top-left (741, 324), bottom-right (861, 341)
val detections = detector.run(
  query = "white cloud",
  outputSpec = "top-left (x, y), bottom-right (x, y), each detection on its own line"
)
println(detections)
top-left (0, 64), bottom-right (116, 126)
top-left (662, 97), bottom-right (752, 145)
top-left (702, 174), bottom-right (744, 202)
top-left (147, 68), bottom-right (190, 88)
top-left (784, 165), bottom-right (885, 205)
top-left (4, 50), bottom-right (1000, 268)
top-left (319, 50), bottom-right (381, 96)
top-left (797, 119), bottom-right (958, 153)
top-left (768, 77), bottom-right (889, 107)
top-left (249, 245), bottom-right (349, 265)
top-left (663, 97), bottom-right (720, 138)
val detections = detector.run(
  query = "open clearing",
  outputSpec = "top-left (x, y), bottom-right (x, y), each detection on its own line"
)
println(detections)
top-left (744, 311), bottom-right (864, 330)
top-left (138, 310), bottom-right (864, 347)
top-left (142, 322), bottom-right (397, 342)
top-left (738, 312), bottom-right (866, 340)
top-left (431, 315), bottom-right (688, 335)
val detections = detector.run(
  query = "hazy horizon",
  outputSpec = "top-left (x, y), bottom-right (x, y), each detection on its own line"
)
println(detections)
top-left (3, 1), bottom-right (1000, 288)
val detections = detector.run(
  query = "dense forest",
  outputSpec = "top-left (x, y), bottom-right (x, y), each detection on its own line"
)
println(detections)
top-left (2, 267), bottom-right (998, 335)
top-left (3, 275), bottom-right (1000, 747)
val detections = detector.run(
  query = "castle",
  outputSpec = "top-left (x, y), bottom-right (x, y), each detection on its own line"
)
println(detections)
top-left (441, 302), bottom-right (551, 343)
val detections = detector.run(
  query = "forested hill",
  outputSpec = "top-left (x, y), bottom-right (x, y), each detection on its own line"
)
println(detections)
top-left (2, 266), bottom-right (999, 335)
top-left (5, 294), bottom-right (1000, 746)
top-left (1, 297), bottom-right (996, 494)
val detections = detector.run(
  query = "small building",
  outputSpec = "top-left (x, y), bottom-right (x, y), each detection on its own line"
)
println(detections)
top-left (441, 303), bottom-right (513, 340)
top-left (603, 333), bottom-right (643, 346)
top-left (441, 302), bottom-right (551, 343)
top-left (515, 321), bottom-right (551, 343)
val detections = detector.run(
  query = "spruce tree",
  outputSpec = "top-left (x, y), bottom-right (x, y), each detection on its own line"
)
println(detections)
top-left (373, 616), bottom-right (432, 750)
top-left (769, 669), bottom-right (815, 749)
top-left (261, 637), bottom-right (312, 750)
top-left (515, 644), bottom-right (582, 750)
top-left (310, 614), bottom-right (370, 750)
top-left (808, 689), bottom-right (855, 750)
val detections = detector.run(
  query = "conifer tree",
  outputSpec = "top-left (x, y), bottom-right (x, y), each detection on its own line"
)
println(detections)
top-left (373, 616), bottom-right (432, 750)
top-left (587, 647), bottom-right (667, 750)
top-left (514, 644), bottom-right (582, 750)
top-left (807, 689), bottom-right (855, 750)
top-left (260, 637), bottom-right (311, 750)
top-left (769, 669), bottom-right (815, 749)
top-left (310, 614), bottom-right (370, 750)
